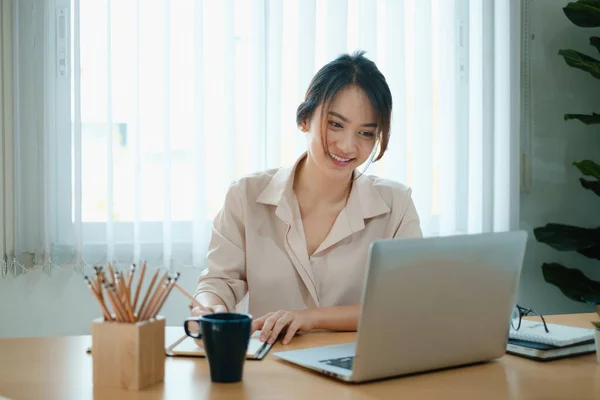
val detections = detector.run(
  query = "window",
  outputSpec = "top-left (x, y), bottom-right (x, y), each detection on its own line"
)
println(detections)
top-left (11, 0), bottom-right (520, 270)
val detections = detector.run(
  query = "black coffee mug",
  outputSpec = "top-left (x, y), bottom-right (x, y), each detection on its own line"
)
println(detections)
top-left (184, 313), bottom-right (252, 383)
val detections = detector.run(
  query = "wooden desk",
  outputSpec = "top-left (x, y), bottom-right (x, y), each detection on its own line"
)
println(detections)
top-left (0, 313), bottom-right (598, 399)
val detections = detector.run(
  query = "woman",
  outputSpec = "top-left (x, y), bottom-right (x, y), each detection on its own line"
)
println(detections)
top-left (191, 51), bottom-right (422, 345)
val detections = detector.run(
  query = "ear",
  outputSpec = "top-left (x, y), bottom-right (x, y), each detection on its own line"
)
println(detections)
top-left (298, 121), bottom-right (308, 132)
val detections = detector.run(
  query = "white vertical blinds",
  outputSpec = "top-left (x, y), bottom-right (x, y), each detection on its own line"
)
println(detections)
top-left (1, 0), bottom-right (15, 277)
top-left (73, 0), bottom-right (83, 267)
top-left (8, 0), bottom-right (520, 273)
top-left (191, 0), bottom-right (206, 269)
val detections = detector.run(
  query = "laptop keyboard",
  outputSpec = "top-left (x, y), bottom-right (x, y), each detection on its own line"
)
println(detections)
top-left (320, 356), bottom-right (354, 370)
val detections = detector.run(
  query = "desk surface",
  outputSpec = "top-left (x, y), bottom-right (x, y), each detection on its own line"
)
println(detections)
top-left (0, 313), bottom-right (599, 399)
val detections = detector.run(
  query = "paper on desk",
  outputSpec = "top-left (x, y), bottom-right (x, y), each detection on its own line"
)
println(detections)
top-left (166, 331), bottom-right (273, 360)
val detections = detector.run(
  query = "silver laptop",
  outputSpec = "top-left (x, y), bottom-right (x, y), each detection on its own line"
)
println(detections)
top-left (273, 230), bottom-right (528, 383)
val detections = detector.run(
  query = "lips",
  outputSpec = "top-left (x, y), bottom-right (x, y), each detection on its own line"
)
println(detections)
top-left (328, 152), bottom-right (355, 167)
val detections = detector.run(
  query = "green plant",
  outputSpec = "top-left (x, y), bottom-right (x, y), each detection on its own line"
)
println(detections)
top-left (533, 0), bottom-right (600, 330)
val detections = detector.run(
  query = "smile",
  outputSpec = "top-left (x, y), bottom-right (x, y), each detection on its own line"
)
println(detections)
top-left (329, 152), bottom-right (355, 164)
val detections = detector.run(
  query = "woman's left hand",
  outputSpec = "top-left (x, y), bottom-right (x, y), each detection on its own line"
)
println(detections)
top-left (252, 309), bottom-right (316, 345)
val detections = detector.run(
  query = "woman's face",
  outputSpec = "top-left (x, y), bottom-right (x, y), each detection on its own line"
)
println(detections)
top-left (301, 85), bottom-right (378, 182)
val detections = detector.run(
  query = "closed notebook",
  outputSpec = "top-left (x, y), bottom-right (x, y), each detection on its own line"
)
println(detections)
top-left (506, 338), bottom-right (596, 361)
top-left (509, 320), bottom-right (594, 347)
top-left (166, 331), bottom-right (273, 360)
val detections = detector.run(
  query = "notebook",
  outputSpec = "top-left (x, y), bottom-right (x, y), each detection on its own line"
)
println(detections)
top-left (506, 338), bottom-right (596, 361)
top-left (509, 320), bottom-right (595, 347)
top-left (166, 331), bottom-right (273, 360)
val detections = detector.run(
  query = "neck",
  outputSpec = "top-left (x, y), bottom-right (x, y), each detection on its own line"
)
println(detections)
top-left (294, 154), bottom-right (352, 206)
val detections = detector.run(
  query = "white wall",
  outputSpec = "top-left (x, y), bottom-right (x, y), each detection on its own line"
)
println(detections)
top-left (517, 0), bottom-right (600, 315)
top-left (0, 267), bottom-right (200, 338)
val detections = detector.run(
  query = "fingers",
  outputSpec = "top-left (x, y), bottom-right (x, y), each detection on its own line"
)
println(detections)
top-left (260, 310), bottom-right (292, 344)
top-left (190, 306), bottom-right (208, 317)
top-left (191, 304), bottom-right (227, 317)
top-left (282, 320), bottom-right (301, 345)
top-left (268, 318), bottom-right (289, 344)
top-left (251, 315), bottom-right (267, 335)
top-left (254, 310), bottom-right (306, 345)
top-left (259, 312), bottom-right (281, 342)
top-left (209, 305), bottom-right (228, 313)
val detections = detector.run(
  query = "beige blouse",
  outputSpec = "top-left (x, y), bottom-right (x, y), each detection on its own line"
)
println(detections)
top-left (194, 154), bottom-right (422, 318)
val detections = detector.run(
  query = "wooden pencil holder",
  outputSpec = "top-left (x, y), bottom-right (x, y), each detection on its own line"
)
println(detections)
top-left (91, 316), bottom-right (166, 391)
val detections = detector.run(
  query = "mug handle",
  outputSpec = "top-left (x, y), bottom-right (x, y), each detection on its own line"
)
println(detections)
top-left (184, 317), bottom-right (203, 339)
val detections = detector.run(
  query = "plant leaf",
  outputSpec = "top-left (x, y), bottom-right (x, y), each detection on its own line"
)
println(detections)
top-left (558, 49), bottom-right (600, 80)
top-left (580, 177), bottom-right (600, 197)
top-left (542, 263), bottom-right (600, 305)
top-left (534, 223), bottom-right (600, 252)
top-left (563, 1), bottom-right (600, 27)
top-left (577, 245), bottom-right (600, 260)
top-left (591, 36), bottom-right (600, 55)
top-left (573, 160), bottom-right (600, 180)
top-left (564, 112), bottom-right (600, 124)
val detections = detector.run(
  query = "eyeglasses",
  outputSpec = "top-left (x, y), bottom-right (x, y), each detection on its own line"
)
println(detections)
top-left (511, 304), bottom-right (550, 333)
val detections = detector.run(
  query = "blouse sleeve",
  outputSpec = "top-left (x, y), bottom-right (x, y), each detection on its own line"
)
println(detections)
top-left (393, 188), bottom-right (423, 239)
top-left (193, 181), bottom-right (248, 311)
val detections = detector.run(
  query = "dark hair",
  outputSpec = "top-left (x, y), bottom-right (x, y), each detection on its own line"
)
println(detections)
top-left (296, 50), bottom-right (392, 161)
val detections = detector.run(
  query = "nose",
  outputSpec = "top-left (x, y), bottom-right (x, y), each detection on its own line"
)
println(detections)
top-left (335, 132), bottom-right (356, 155)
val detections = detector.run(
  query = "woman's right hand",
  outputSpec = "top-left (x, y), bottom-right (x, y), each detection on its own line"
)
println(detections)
top-left (190, 304), bottom-right (228, 317)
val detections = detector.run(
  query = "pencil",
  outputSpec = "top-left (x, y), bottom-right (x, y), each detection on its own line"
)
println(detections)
top-left (153, 273), bottom-right (180, 318)
top-left (142, 280), bottom-right (165, 321)
top-left (109, 277), bottom-right (127, 321)
top-left (120, 272), bottom-right (132, 308)
top-left (93, 266), bottom-right (104, 303)
top-left (86, 265), bottom-right (202, 324)
top-left (122, 286), bottom-right (136, 322)
top-left (136, 269), bottom-right (160, 321)
top-left (114, 273), bottom-right (135, 322)
top-left (132, 261), bottom-right (146, 311)
top-left (147, 277), bottom-right (171, 319)
top-left (116, 271), bottom-right (129, 306)
top-left (102, 281), bottom-right (123, 322)
top-left (84, 276), bottom-right (112, 320)
top-left (127, 264), bottom-right (135, 295)
top-left (92, 273), bottom-right (110, 320)
top-left (142, 274), bottom-right (168, 321)
top-left (114, 271), bottom-right (121, 301)
top-left (173, 282), bottom-right (203, 309)
top-left (107, 263), bottom-right (116, 284)
top-left (107, 283), bottom-right (129, 322)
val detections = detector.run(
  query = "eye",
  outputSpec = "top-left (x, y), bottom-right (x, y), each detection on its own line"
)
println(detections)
top-left (328, 121), bottom-right (343, 129)
top-left (359, 131), bottom-right (375, 138)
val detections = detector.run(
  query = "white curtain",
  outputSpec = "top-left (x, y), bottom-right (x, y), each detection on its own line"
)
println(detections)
top-left (10, 0), bottom-right (521, 274)
top-left (1, 0), bottom-right (15, 278)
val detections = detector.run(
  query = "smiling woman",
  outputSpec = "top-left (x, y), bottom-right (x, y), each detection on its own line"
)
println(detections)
top-left (191, 51), bottom-right (423, 345)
